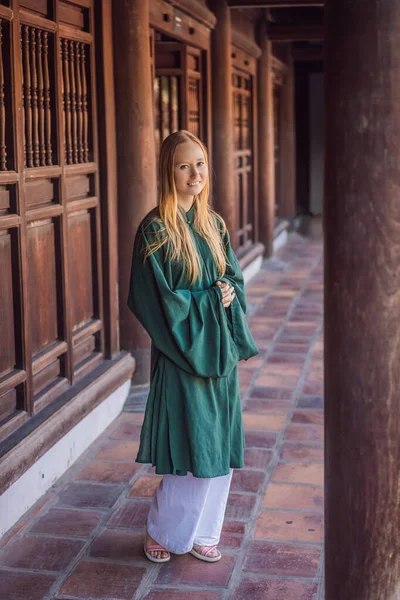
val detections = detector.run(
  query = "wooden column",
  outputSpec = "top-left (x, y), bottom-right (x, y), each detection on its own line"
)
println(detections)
top-left (210, 0), bottom-right (237, 243)
top-left (278, 49), bottom-right (296, 218)
top-left (325, 1), bottom-right (400, 598)
top-left (113, 0), bottom-right (157, 382)
top-left (257, 21), bottom-right (275, 256)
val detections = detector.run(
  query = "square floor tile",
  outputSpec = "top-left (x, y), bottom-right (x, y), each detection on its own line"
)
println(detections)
top-left (245, 431), bottom-right (277, 448)
top-left (57, 482), bottom-right (123, 509)
top-left (242, 414), bottom-right (287, 431)
top-left (142, 590), bottom-right (223, 600)
top-left (226, 493), bottom-right (257, 521)
top-left (231, 470), bottom-right (266, 494)
top-left (292, 411), bottom-right (323, 426)
top-left (0, 571), bottom-right (56, 600)
top-left (263, 482), bottom-right (323, 511)
top-left (243, 540), bottom-right (320, 577)
top-left (0, 536), bottom-right (84, 571)
top-left (280, 443), bottom-right (323, 462)
top-left (29, 508), bottom-right (103, 537)
top-left (244, 448), bottom-right (273, 470)
top-left (272, 463), bottom-right (324, 486)
top-left (59, 560), bottom-right (146, 599)
top-left (95, 440), bottom-right (140, 461)
top-left (89, 529), bottom-right (147, 563)
top-left (285, 424), bottom-right (323, 442)
top-left (128, 475), bottom-right (163, 498)
top-left (108, 500), bottom-right (150, 529)
top-left (155, 554), bottom-right (235, 587)
top-left (75, 460), bottom-right (142, 483)
top-left (110, 421), bottom-right (142, 440)
top-left (254, 510), bottom-right (323, 543)
top-left (232, 579), bottom-right (318, 600)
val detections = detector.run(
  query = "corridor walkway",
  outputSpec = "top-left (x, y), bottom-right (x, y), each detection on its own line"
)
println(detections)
top-left (0, 232), bottom-right (324, 600)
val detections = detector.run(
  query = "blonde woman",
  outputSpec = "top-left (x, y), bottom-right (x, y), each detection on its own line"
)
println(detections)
top-left (128, 130), bottom-right (258, 564)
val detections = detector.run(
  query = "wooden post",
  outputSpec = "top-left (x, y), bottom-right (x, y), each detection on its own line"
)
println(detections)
top-left (257, 20), bottom-right (275, 256)
top-left (325, 1), bottom-right (400, 598)
top-left (210, 0), bottom-right (237, 244)
top-left (278, 48), bottom-right (296, 218)
top-left (113, 0), bottom-right (157, 382)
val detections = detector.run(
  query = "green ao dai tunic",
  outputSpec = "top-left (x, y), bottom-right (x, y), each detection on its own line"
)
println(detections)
top-left (128, 204), bottom-right (259, 478)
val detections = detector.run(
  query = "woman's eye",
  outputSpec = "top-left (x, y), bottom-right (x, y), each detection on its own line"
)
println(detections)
top-left (197, 162), bottom-right (204, 167)
top-left (180, 165), bottom-right (188, 170)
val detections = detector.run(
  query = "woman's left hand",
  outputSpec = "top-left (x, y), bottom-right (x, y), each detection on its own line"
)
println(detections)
top-left (216, 281), bottom-right (235, 308)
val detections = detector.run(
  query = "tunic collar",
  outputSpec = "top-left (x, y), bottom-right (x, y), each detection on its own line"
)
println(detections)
top-left (178, 202), bottom-right (196, 225)
top-left (185, 202), bottom-right (196, 224)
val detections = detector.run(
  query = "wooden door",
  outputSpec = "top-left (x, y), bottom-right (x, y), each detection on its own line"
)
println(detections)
top-left (153, 35), bottom-right (204, 150)
top-left (0, 0), bottom-right (104, 442)
top-left (232, 68), bottom-right (255, 253)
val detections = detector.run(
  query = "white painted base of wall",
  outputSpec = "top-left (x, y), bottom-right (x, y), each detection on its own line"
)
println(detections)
top-left (0, 379), bottom-right (131, 538)
top-left (273, 229), bottom-right (288, 253)
top-left (243, 255), bottom-right (263, 285)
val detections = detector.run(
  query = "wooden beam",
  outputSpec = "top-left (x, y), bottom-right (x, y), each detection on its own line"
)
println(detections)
top-left (292, 46), bottom-right (324, 61)
top-left (228, 0), bottom-right (323, 7)
top-left (268, 24), bottom-right (324, 41)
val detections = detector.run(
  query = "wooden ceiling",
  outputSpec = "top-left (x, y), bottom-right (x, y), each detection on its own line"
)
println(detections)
top-left (227, 1), bottom-right (324, 7)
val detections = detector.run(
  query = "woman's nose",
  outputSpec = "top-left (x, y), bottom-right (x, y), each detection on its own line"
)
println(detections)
top-left (190, 166), bottom-right (198, 177)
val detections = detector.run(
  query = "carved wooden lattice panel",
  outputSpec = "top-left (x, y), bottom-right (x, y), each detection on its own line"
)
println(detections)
top-left (21, 26), bottom-right (54, 167)
top-left (61, 38), bottom-right (90, 164)
top-left (0, 0), bottom-right (103, 442)
top-left (232, 69), bottom-right (254, 251)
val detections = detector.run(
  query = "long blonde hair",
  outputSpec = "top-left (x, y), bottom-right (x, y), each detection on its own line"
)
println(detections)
top-left (145, 130), bottom-right (227, 284)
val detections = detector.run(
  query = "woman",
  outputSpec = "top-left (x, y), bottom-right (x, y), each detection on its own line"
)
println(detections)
top-left (128, 130), bottom-right (258, 564)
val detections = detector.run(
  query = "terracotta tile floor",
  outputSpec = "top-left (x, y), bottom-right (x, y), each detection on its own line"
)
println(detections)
top-left (0, 233), bottom-right (324, 600)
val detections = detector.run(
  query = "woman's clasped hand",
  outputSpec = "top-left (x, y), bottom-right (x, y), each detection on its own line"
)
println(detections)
top-left (216, 280), bottom-right (235, 308)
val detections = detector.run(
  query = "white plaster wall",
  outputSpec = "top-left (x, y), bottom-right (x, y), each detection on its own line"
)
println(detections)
top-left (309, 72), bottom-right (324, 216)
top-left (0, 380), bottom-right (131, 537)
top-left (243, 255), bottom-right (263, 284)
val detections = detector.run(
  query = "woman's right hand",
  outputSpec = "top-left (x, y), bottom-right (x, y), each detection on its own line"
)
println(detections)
top-left (216, 280), bottom-right (235, 308)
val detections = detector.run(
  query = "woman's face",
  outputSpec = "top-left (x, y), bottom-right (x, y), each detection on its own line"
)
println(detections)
top-left (173, 141), bottom-right (208, 205)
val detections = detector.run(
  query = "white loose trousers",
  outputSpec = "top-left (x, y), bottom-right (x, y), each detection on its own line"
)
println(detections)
top-left (147, 470), bottom-right (233, 554)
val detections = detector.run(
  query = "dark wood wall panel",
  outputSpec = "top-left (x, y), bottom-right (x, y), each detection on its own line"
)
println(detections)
top-left (65, 172), bottom-right (92, 201)
top-left (73, 333), bottom-right (95, 367)
top-left (58, 2), bottom-right (87, 30)
top-left (0, 230), bottom-right (16, 376)
top-left (25, 177), bottom-right (57, 207)
top-left (68, 209), bottom-right (94, 330)
top-left (0, 185), bottom-right (10, 212)
top-left (33, 358), bottom-right (60, 395)
top-left (20, 0), bottom-right (49, 17)
top-left (0, 388), bottom-right (16, 423)
top-left (27, 219), bottom-right (59, 354)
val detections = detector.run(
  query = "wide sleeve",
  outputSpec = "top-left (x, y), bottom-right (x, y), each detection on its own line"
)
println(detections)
top-left (127, 221), bottom-right (239, 379)
top-left (219, 229), bottom-right (259, 361)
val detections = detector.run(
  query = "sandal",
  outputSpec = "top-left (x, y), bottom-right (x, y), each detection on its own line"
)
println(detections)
top-left (144, 543), bottom-right (171, 564)
top-left (190, 545), bottom-right (222, 563)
